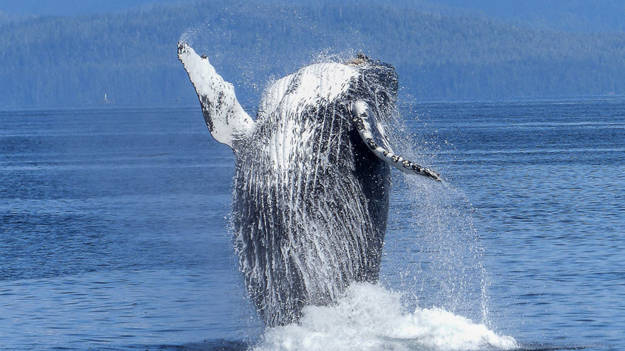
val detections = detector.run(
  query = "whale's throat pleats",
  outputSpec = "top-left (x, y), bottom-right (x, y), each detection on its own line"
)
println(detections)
top-left (233, 100), bottom-right (390, 326)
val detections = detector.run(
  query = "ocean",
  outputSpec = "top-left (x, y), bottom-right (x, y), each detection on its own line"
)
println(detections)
top-left (1, 100), bottom-right (623, 350)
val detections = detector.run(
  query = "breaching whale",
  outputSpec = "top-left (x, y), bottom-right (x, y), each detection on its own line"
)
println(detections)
top-left (177, 42), bottom-right (440, 326)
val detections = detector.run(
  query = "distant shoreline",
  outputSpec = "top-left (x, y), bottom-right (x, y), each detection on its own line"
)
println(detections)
top-left (3, 95), bottom-right (625, 114)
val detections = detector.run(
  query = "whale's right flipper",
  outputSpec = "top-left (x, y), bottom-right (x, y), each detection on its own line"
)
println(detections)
top-left (177, 42), bottom-right (255, 149)
top-left (351, 100), bottom-right (441, 181)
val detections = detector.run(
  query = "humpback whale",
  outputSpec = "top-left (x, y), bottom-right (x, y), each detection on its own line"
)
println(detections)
top-left (177, 42), bottom-right (440, 326)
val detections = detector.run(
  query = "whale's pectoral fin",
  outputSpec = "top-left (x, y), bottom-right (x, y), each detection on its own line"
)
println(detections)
top-left (350, 101), bottom-right (442, 182)
top-left (177, 42), bottom-right (254, 149)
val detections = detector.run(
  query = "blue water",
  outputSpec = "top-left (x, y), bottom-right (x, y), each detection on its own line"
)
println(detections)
top-left (1, 100), bottom-right (623, 350)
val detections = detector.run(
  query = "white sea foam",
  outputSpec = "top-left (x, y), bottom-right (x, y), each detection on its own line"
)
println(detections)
top-left (253, 283), bottom-right (517, 351)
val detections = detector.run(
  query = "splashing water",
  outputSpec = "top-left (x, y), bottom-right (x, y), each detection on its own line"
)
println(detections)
top-left (385, 177), bottom-right (491, 321)
top-left (378, 105), bottom-right (492, 324)
top-left (253, 283), bottom-right (517, 351)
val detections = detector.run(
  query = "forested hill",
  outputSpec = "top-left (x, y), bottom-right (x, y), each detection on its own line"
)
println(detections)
top-left (428, 0), bottom-right (625, 33)
top-left (1, 0), bottom-right (625, 109)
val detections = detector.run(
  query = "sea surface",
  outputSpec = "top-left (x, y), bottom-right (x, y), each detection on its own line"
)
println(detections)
top-left (1, 100), bottom-right (623, 350)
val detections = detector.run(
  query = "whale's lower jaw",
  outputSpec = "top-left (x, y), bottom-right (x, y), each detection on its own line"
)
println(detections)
top-left (232, 103), bottom-right (390, 327)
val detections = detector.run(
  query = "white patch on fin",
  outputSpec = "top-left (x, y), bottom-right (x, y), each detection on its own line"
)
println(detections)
top-left (177, 42), bottom-right (254, 149)
top-left (351, 101), bottom-right (441, 181)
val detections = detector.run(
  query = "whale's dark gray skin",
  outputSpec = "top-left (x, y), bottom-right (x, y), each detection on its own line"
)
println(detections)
top-left (177, 43), bottom-right (440, 326)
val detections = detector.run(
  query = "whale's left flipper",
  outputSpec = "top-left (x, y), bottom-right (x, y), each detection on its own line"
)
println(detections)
top-left (177, 42), bottom-right (255, 149)
top-left (351, 100), bottom-right (441, 181)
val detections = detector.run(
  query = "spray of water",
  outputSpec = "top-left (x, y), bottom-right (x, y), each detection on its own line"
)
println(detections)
top-left (253, 283), bottom-right (516, 351)
top-left (178, 24), bottom-right (202, 46)
top-left (381, 103), bottom-right (492, 323)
